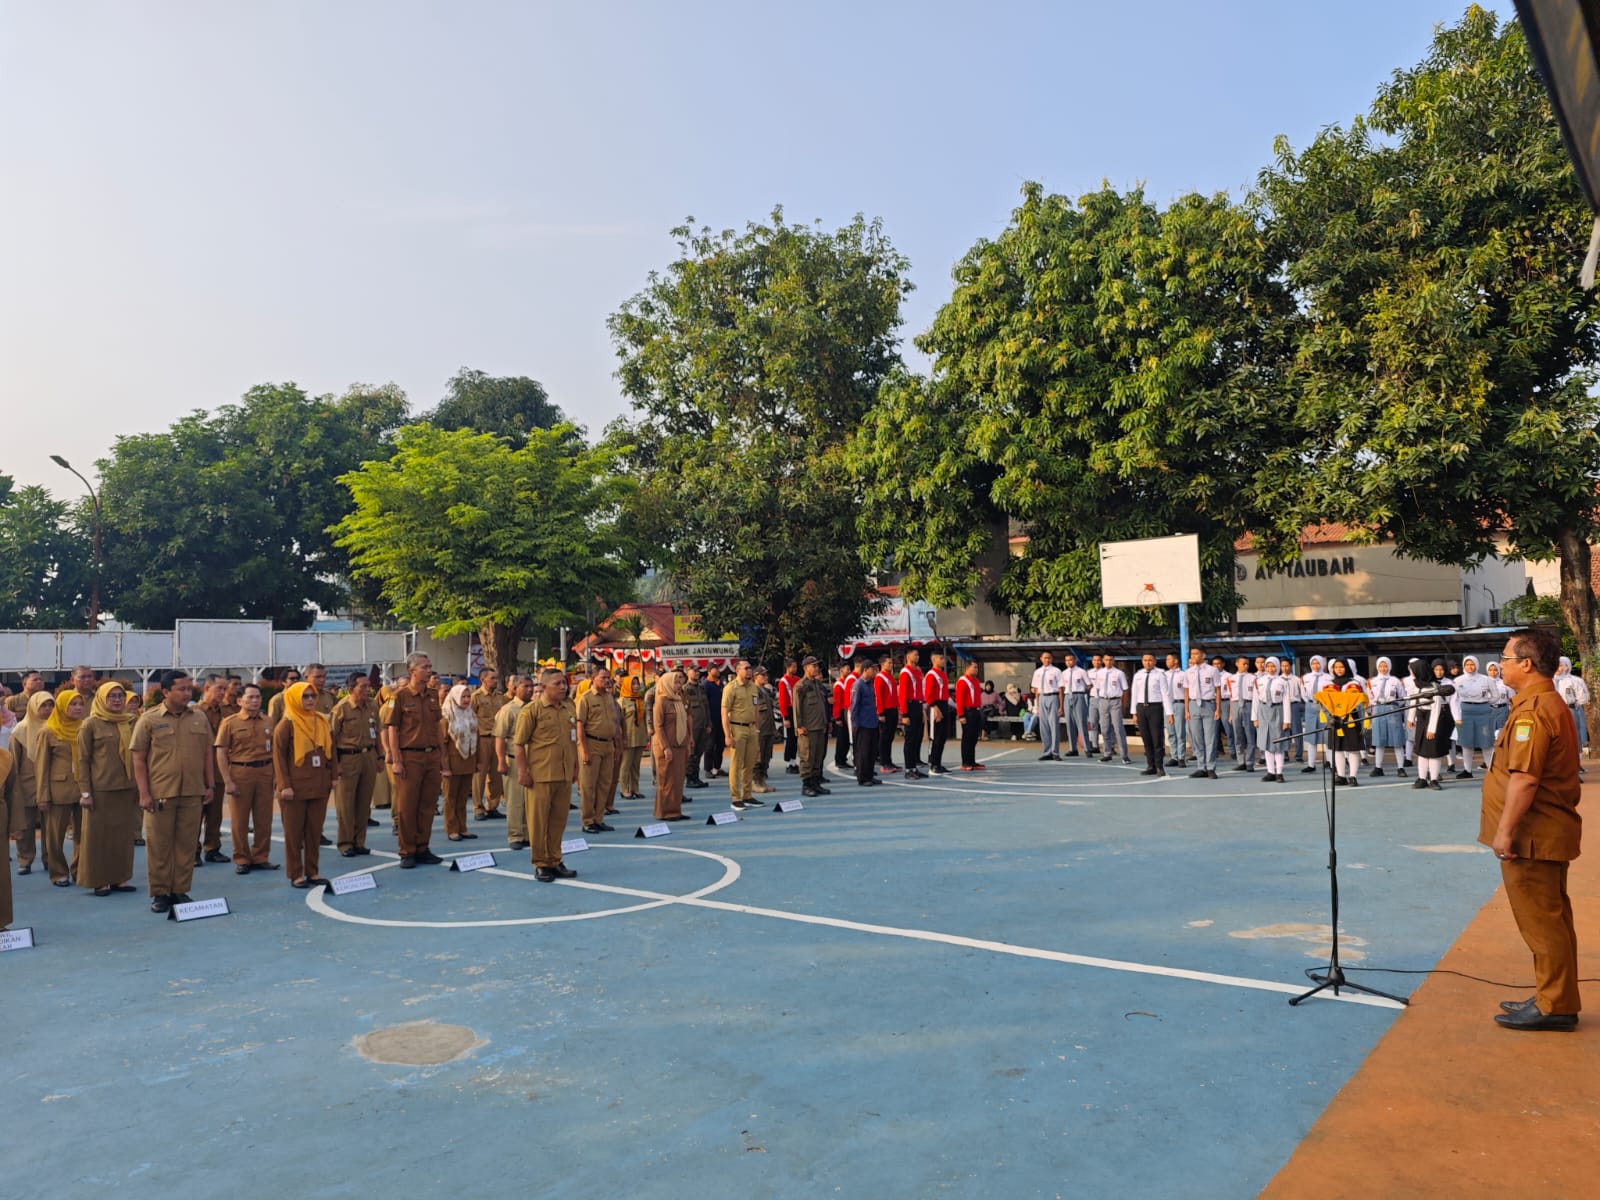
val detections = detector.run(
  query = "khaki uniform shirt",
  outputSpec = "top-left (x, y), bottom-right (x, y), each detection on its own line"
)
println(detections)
top-left (796, 676), bottom-right (830, 732)
top-left (77, 716), bottom-right (136, 793)
top-left (330, 696), bottom-right (379, 753)
top-left (200, 699), bottom-right (227, 735)
top-left (132, 705), bottom-right (214, 797)
top-left (514, 697), bottom-right (578, 783)
top-left (1479, 677), bottom-right (1583, 861)
top-left (494, 699), bottom-right (525, 767)
top-left (617, 677), bottom-right (650, 748)
top-left (471, 689), bottom-right (506, 736)
top-left (722, 680), bottom-right (761, 729)
top-left (576, 689), bottom-right (621, 747)
top-left (35, 730), bottom-right (81, 805)
top-left (216, 712), bottom-right (275, 765)
top-left (272, 720), bottom-right (336, 799)
top-left (5, 693), bottom-right (35, 717)
top-left (384, 682), bottom-right (444, 749)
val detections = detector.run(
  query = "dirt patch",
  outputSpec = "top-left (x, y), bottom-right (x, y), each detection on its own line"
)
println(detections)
top-left (354, 1021), bottom-right (482, 1066)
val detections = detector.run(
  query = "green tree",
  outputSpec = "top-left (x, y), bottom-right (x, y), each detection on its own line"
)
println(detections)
top-left (333, 424), bottom-right (638, 676)
top-left (609, 208), bottom-right (911, 665)
top-left (94, 383), bottom-right (408, 628)
top-left (855, 184), bottom-right (1297, 636)
top-left (0, 476), bottom-right (92, 628)
top-left (1256, 5), bottom-right (1600, 710)
top-left (424, 368), bottom-right (567, 449)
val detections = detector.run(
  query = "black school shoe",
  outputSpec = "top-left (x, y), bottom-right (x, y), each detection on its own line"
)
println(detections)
top-left (150, 894), bottom-right (173, 913)
top-left (1494, 1007), bottom-right (1577, 1031)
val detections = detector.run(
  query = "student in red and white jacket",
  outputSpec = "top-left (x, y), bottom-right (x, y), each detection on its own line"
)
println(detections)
top-left (777, 660), bottom-right (800, 774)
top-left (897, 649), bottom-right (927, 779)
top-left (832, 664), bottom-right (857, 770)
top-left (923, 652), bottom-right (953, 774)
top-left (955, 661), bottom-right (987, 771)
top-left (873, 652), bottom-right (900, 774)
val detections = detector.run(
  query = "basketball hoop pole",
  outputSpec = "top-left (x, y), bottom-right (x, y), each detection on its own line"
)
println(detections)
top-left (1178, 603), bottom-right (1189, 665)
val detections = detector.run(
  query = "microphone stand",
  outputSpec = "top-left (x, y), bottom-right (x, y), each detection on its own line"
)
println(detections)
top-left (1275, 689), bottom-right (1442, 1008)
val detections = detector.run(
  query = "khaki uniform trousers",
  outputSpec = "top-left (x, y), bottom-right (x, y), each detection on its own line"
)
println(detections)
top-left (618, 744), bottom-right (644, 797)
top-left (335, 751), bottom-right (376, 852)
top-left (1502, 858), bottom-right (1583, 1014)
top-left (729, 726), bottom-right (760, 802)
top-left (43, 801), bottom-right (82, 883)
top-left (579, 745), bottom-right (618, 827)
top-left (229, 765), bottom-right (276, 867)
top-left (528, 780), bottom-right (572, 869)
top-left (373, 762), bottom-right (392, 810)
top-left (392, 751), bottom-right (441, 857)
top-left (279, 793), bottom-right (330, 882)
top-left (198, 779), bottom-right (225, 855)
top-left (443, 773), bottom-right (473, 837)
top-left (505, 767), bottom-right (528, 844)
top-left (144, 794), bottom-right (204, 897)
top-left (14, 804), bottom-right (39, 869)
top-left (798, 729), bottom-right (828, 787)
top-left (473, 739), bottom-right (503, 816)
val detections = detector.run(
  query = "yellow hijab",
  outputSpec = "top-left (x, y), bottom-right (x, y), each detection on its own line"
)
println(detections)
top-left (90, 681), bottom-right (136, 776)
top-left (45, 688), bottom-right (85, 779)
top-left (283, 682), bottom-right (333, 765)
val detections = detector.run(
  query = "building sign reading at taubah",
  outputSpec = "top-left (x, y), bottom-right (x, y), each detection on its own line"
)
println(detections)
top-left (1241, 556), bottom-right (1358, 581)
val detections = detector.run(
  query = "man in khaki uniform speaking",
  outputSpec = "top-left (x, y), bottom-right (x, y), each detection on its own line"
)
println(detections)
top-left (1480, 625), bottom-right (1585, 1031)
top-left (514, 667), bottom-right (579, 882)
top-left (132, 670), bottom-right (215, 914)
top-left (496, 675), bottom-right (534, 851)
top-left (470, 668), bottom-right (507, 820)
top-left (722, 659), bottom-right (762, 810)
top-left (576, 666), bottom-right (623, 834)
top-left (329, 673), bottom-right (380, 858)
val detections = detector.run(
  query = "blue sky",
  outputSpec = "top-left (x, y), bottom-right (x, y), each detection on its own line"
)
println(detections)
top-left (1, 1), bottom-right (1510, 493)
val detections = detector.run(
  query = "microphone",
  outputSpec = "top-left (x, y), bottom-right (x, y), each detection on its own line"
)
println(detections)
top-left (1414, 681), bottom-right (1456, 698)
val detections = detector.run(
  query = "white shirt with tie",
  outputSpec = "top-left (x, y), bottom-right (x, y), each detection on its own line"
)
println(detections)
top-left (1131, 668), bottom-right (1170, 707)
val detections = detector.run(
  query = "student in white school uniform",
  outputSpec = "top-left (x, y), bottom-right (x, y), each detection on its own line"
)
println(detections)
top-left (1365, 656), bottom-right (1407, 777)
top-left (1485, 659), bottom-right (1511, 743)
top-left (1299, 655), bottom-right (1334, 773)
top-left (1163, 652), bottom-right (1188, 767)
top-left (1252, 657), bottom-right (1293, 782)
top-left (1229, 656), bottom-right (1258, 771)
top-left (1409, 658), bottom-right (1455, 790)
top-left (1452, 654), bottom-right (1497, 778)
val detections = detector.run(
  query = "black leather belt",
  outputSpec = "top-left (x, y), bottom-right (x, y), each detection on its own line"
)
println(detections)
top-left (730, 720), bottom-right (752, 726)
top-left (338, 748), bottom-right (373, 757)
top-left (232, 759), bottom-right (270, 768)
top-left (401, 746), bottom-right (439, 753)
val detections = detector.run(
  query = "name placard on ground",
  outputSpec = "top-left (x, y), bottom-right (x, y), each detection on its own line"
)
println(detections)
top-left (635, 822), bottom-right (672, 839)
top-left (449, 852), bottom-right (497, 873)
top-left (0, 927), bottom-right (37, 952)
top-left (326, 873), bottom-right (377, 896)
top-left (774, 799), bottom-right (804, 813)
top-left (169, 897), bottom-right (230, 923)
top-left (706, 810), bottom-right (740, 826)
top-left (560, 837), bottom-right (590, 855)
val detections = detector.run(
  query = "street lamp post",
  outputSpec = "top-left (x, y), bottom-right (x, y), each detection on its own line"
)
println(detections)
top-left (50, 454), bottom-right (102, 630)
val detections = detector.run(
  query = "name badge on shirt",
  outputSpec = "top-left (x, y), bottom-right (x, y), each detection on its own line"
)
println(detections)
top-left (311, 754), bottom-right (322, 767)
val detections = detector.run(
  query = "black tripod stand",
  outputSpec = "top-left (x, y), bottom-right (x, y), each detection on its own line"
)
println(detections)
top-left (1275, 693), bottom-right (1413, 1007)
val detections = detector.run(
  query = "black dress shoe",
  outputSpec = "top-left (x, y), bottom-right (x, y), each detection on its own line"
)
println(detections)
top-left (1063, 752), bottom-right (1080, 758)
top-left (258, 861), bottom-right (278, 870)
top-left (1369, 768), bottom-right (1384, 777)
top-left (1428, 780), bottom-right (1443, 791)
top-left (172, 893), bottom-right (193, 904)
top-left (551, 862), bottom-right (577, 878)
top-left (1262, 773), bottom-right (1276, 783)
top-left (133, 837), bottom-right (145, 846)
top-left (1099, 755), bottom-right (1114, 763)
top-left (150, 894), bottom-right (173, 913)
top-left (1232, 763), bottom-right (1249, 771)
top-left (194, 850), bottom-right (204, 866)
top-left (368, 817), bottom-right (381, 826)
top-left (931, 766), bottom-right (950, 775)
top-left (509, 840), bottom-right (530, 851)
top-left (1396, 767), bottom-right (1409, 777)
top-left (1494, 1007), bottom-right (1577, 1031)
top-left (1122, 758), bottom-right (1132, 764)
top-left (802, 787), bottom-right (820, 797)
top-left (236, 864), bottom-right (252, 874)
top-left (1456, 770), bottom-right (1474, 780)
top-left (18, 864), bottom-right (31, 875)
top-left (583, 823), bottom-right (604, 833)
top-left (1347, 777), bottom-right (1359, 787)
top-left (786, 764), bottom-right (800, 774)
top-left (204, 849), bottom-right (229, 864)
top-left (1207, 770), bottom-right (1218, 779)
top-left (399, 856), bottom-right (417, 868)
top-left (1140, 767), bottom-right (1159, 776)
top-left (1499, 996), bottom-right (1538, 1013)
top-left (534, 867), bottom-right (557, 882)
top-left (605, 807), bottom-right (619, 814)
top-left (1038, 753), bottom-right (1054, 761)
top-left (319, 835), bottom-right (332, 846)
top-left (1155, 769), bottom-right (1167, 778)
top-left (1190, 769), bottom-right (1208, 779)
top-left (815, 786), bottom-right (831, 795)
top-left (1412, 779), bottom-right (1428, 790)
top-left (340, 848), bottom-right (359, 858)
top-left (415, 849), bottom-right (444, 865)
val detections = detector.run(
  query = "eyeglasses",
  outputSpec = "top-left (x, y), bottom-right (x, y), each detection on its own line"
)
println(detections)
top-left (1500, 654), bottom-right (1527, 664)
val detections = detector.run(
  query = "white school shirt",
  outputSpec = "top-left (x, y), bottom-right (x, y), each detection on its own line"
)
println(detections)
top-left (1130, 668), bottom-right (1170, 707)
top-left (1095, 666), bottom-right (1128, 698)
top-left (1031, 664), bottom-right (1063, 697)
top-left (1183, 663), bottom-right (1221, 706)
top-left (1062, 665), bottom-right (1090, 695)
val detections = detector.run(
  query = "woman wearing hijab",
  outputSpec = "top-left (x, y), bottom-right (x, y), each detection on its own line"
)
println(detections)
top-left (1252, 657), bottom-right (1292, 782)
top-left (1366, 657), bottom-right (1406, 777)
top-left (8, 692), bottom-right (53, 875)
top-left (1485, 659), bottom-right (1511, 743)
top-left (1554, 657), bottom-right (1590, 763)
top-left (0, 740), bottom-right (18, 927)
top-left (1326, 665), bottom-right (1368, 786)
top-left (272, 682), bottom-right (339, 888)
top-left (1001, 683), bottom-right (1024, 740)
top-left (34, 688), bottom-right (87, 886)
top-left (1451, 655), bottom-right (1495, 778)
top-left (76, 681), bottom-right (141, 897)
top-left (440, 683), bottom-right (479, 842)
top-left (1409, 659), bottom-right (1455, 791)
top-left (652, 669), bottom-right (691, 821)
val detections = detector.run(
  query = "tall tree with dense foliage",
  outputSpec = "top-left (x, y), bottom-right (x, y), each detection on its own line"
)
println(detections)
top-left (94, 382), bottom-right (408, 627)
top-left (0, 475), bottom-right (92, 628)
top-left (333, 424), bottom-right (637, 675)
top-left (609, 209), bottom-right (911, 665)
top-left (424, 367), bottom-right (567, 449)
top-left (1257, 5), bottom-right (1600, 695)
top-left (855, 184), bottom-right (1297, 636)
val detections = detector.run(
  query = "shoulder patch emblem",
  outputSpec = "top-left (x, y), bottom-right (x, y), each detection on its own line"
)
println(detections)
top-left (1514, 720), bottom-right (1533, 742)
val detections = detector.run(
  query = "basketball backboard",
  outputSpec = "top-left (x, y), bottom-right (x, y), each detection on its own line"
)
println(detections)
top-left (1099, 534), bottom-right (1203, 608)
